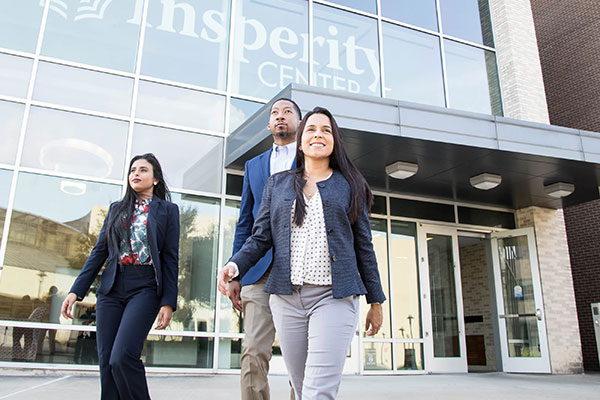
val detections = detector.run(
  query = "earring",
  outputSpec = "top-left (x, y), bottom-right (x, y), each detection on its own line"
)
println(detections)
top-left (154, 182), bottom-right (158, 185)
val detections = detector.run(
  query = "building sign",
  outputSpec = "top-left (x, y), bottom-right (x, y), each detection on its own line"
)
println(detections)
top-left (42, 0), bottom-right (381, 99)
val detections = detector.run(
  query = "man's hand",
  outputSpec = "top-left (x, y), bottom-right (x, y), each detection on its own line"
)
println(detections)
top-left (228, 280), bottom-right (243, 312)
top-left (156, 305), bottom-right (173, 329)
top-left (217, 264), bottom-right (237, 296)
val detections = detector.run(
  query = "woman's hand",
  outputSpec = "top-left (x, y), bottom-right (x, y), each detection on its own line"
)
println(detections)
top-left (156, 305), bottom-right (173, 330)
top-left (365, 303), bottom-right (383, 336)
top-left (217, 264), bottom-right (237, 296)
top-left (61, 293), bottom-right (78, 319)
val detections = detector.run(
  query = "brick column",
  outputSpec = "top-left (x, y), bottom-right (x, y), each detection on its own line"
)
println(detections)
top-left (516, 206), bottom-right (583, 373)
top-left (489, 0), bottom-right (550, 123)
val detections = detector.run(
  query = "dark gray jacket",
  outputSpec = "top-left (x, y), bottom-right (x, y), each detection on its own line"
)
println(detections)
top-left (229, 169), bottom-right (386, 304)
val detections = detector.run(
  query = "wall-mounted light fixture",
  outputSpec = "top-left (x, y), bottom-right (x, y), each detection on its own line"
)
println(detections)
top-left (469, 173), bottom-right (502, 190)
top-left (385, 161), bottom-right (419, 180)
top-left (544, 182), bottom-right (574, 198)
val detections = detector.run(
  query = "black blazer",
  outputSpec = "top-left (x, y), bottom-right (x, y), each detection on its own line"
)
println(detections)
top-left (229, 170), bottom-right (386, 304)
top-left (70, 198), bottom-right (180, 310)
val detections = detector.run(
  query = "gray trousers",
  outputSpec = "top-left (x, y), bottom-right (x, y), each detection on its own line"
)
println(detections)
top-left (270, 285), bottom-right (359, 400)
top-left (240, 275), bottom-right (295, 400)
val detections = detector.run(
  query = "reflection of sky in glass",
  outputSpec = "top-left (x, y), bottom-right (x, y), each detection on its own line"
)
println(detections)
top-left (382, 23), bottom-right (444, 107)
top-left (33, 61), bottom-right (134, 116)
top-left (0, 53), bottom-right (33, 99)
top-left (444, 40), bottom-right (493, 115)
top-left (440, 0), bottom-right (493, 47)
top-left (22, 107), bottom-right (128, 179)
top-left (230, 98), bottom-right (264, 133)
top-left (380, 0), bottom-right (438, 31)
top-left (0, 1), bottom-right (43, 53)
top-left (231, 0), bottom-right (308, 99)
top-left (314, 4), bottom-right (380, 96)
top-left (132, 124), bottom-right (223, 194)
top-left (142, 0), bottom-right (230, 90)
top-left (12, 173), bottom-right (121, 223)
top-left (41, 0), bottom-right (141, 72)
top-left (136, 80), bottom-right (226, 132)
top-left (327, 0), bottom-right (376, 14)
top-left (0, 100), bottom-right (25, 165)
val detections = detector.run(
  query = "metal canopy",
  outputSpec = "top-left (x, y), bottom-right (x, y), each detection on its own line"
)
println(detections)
top-left (226, 84), bottom-right (600, 210)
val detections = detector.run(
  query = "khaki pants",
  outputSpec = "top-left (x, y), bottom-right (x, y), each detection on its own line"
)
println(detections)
top-left (240, 275), bottom-right (295, 400)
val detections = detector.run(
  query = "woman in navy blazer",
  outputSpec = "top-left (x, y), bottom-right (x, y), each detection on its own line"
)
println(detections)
top-left (219, 107), bottom-right (385, 399)
top-left (61, 153), bottom-right (179, 400)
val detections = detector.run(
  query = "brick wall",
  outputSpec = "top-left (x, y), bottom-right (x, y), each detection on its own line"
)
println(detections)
top-left (563, 199), bottom-right (600, 371)
top-left (489, 0), bottom-right (549, 123)
top-left (516, 207), bottom-right (583, 373)
top-left (530, 1), bottom-right (600, 131)
top-left (460, 241), bottom-right (496, 371)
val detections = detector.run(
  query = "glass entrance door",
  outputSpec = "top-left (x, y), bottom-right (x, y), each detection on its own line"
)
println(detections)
top-left (490, 228), bottom-right (550, 373)
top-left (419, 225), bottom-right (467, 373)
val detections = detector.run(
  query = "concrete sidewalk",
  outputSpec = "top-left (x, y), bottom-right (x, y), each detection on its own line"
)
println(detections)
top-left (0, 372), bottom-right (599, 399)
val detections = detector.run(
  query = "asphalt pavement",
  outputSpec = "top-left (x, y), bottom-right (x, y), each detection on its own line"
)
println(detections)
top-left (0, 371), bottom-right (599, 399)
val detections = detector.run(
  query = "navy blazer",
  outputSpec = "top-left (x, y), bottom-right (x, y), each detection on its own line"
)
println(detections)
top-left (229, 170), bottom-right (386, 304)
top-left (70, 198), bottom-right (180, 310)
top-left (232, 149), bottom-right (295, 286)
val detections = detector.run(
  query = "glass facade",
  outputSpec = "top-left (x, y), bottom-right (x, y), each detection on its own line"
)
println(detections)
top-left (0, 0), bottom-right (509, 373)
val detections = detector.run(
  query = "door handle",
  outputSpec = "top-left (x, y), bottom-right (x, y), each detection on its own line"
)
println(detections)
top-left (498, 311), bottom-right (543, 320)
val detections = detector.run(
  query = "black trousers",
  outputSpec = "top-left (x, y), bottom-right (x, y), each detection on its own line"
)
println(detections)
top-left (96, 265), bottom-right (160, 400)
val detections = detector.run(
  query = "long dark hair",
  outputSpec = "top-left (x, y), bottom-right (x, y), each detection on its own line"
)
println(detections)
top-left (293, 107), bottom-right (373, 226)
top-left (106, 153), bottom-right (171, 252)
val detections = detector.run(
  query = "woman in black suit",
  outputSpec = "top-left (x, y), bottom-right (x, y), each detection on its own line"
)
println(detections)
top-left (61, 153), bottom-right (179, 400)
top-left (219, 107), bottom-right (385, 399)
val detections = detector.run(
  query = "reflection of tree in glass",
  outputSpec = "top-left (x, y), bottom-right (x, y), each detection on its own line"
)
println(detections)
top-left (67, 210), bottom-right (106, 270)
top-left (173, 205), bottom-right (220, 331)
top-left (172, 205), bottom-right (198, 328)
top-left (67, 210), bottom-right (107, 296)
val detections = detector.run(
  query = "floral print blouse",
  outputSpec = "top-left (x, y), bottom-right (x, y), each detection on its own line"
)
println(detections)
top-left (120, 198), bottom-right (154, 265)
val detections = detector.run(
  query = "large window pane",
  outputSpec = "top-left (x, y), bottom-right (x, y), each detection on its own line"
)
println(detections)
top-left (0, 1), bottom-right (44, 53)
top-left (219, 200), bottom-right (242, 334)
top-left (314, 4), bottom-right (380, 96)
top-left (0, 100), bottom-right (25, 165)
top-left (363, 342), bottom-right (392, 371)
top-left (327, 0), bottom-right (376, 14)
top-left (444, 40), bottom-right (502, 116)
top-left (0, 173), bottom-right (121, 323)
top-left (142, 0), bottom-right (230, 90)
top-left (0, 169), bottom-right (13, 244)
top-left (380, 0), bottom-right (438, 31)
top-left (229, 98), bottom-right (263, 133)
top-left (33, 62), bottom-right (134, 116)
top-left (21, 107), bottom-right (128, 179)
top-left (427, 233), bottom-right (460, 357)
top-left (136, 80), bottom-right (225, 132)
top-left (0, 53), bottom-right (33, 99)
top-left (0, 326), bottom-right (100, 365)
top-left (395, 342), bottom-right (424, 370)
top-left (390, 221), bottom-right (422, 341)
top-left (131, 124), bottom-right (223, 194)
top-left (169, 193), bottom-right (220, 333)
top-left (231, 0), bottom-right (308, 99)
top-left (146, 335), bottom-right (213, 368)
top-left (440, 0), bottom-right (494, 47)
top-left (382, 23), bottom-right (444, 107)
top-left (360, 219), bottom-right (391, 338)
top-left (41, 0), bottom-right (141, 72)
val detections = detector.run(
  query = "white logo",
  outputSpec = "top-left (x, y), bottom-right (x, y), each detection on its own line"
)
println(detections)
top-left (41, 0), bottom-right (113, 21)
